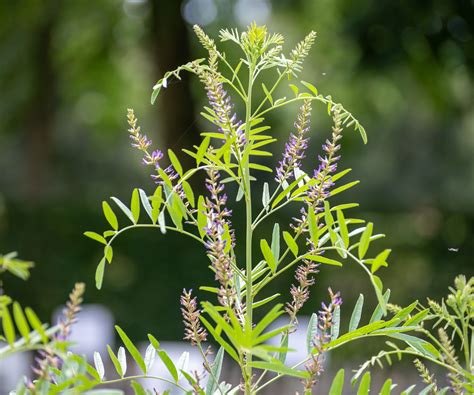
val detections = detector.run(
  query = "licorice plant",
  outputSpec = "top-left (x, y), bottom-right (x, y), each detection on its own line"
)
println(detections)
top-left (82, 23), bottom-right (407, 394)
top-left (22, 23), bottom-right (440, 394)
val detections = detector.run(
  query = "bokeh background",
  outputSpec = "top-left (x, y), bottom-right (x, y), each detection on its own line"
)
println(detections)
top-left (0, 0), bottom-right (473, 391)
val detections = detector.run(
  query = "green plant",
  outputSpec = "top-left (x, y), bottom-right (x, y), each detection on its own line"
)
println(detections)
top-left (354, 275), bottom-right (473, 394)
top-left (0, 252), bottom-right (54, 360)
top-left (80, 23), bottom-right (404, 394)
top-left (6, 23), bottom-right (470, 395)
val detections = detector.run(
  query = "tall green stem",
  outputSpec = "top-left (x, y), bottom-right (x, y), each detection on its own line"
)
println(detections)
top-left (244, 63), bottom-right (255, 395)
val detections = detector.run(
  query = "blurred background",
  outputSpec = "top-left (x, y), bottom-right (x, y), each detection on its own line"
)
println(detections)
top-left (0, 0), bottom-right (473, 392)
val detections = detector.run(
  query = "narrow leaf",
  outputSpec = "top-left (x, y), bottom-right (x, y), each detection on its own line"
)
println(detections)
top-left (2, 306), bottom-right (15, 345)
top-left (115, 326), bottom-right (146, 373)
top-left (349, 294), bottom-right (364, 331)
top-left (331, 305), bottom-right (341, 340)
top-left (25, 307), bottom-right (47, 343)
top-left (283, 231), bottom-right (298, 257)
top-left (111, 197), bottom-right (135, 223)
top-left (94, 352), bottom-right (105, 381)
top-left (306, 255), bottom-right (343, 266)
top-left (271, 223), bottom-right (280, 262)
top-left (144, 343), bottom-right (156, 374)
top-left (329, 369), bottom-right (345, 395)
top-left (260, 239), bottom-right (276, 273)
top-left (306, 313), bottom-right (318, 354)
top-left (102, 201), bottom-right (118, 230)
top-left (138, 189), bottom-right (153, 221)
top-left (13, 302), bottom-right (30, 343)
top-left (168, 149), bottom-right (183, 176)
top-left (84, 231), bottom-right (107, 245)
top-left (205, 347), bottom-right (224, 395)
top-left (117, 346), bottom-right (127, 376)
top-left (337, 210), bottom-right (349, 248)
top-left (358, 223), bottom-right (373, 259)
top-left (131, 188), bottom-right (140, 224)
top-left (157, 350), bottom-right (179, 382)
top-left (262, 182), bottom-right (270, 210)
top-left (107, 345), bottom-right (123, 378)
top-left (357, 372), bottom-right (371, 395)
top-left (95, 258), bottom-right (106, 290)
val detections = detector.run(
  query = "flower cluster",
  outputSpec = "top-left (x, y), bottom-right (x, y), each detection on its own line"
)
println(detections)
top-left (127, 109), bottom-right (184, 198)
top-left (293, 104), bottom-right (344, 236)
top-left (303, 288), bottom-right (342, 392)
top-left (307, 104), bottom-right (343, 210)
top-left (287, 31), bottom-right (317, 74)
top-left (180, 289), bottom-right (207, 346)
top-left (285, 259), bottom-right (319, 328)
top-left (276, 99), bottom-right (312, 182)
top-left (31, 283), bottom-right (85, 385)
top-left (203, 168), bottom-right (236, 309)
top-left (202, 72), bottom-right (245, 149)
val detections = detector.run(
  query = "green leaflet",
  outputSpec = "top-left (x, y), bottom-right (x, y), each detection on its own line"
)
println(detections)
top-left (95, 258), bottom-right (106, 290)
top-left (271, 223), bottom-right (280, 262)
top-left (337, 209), bottom-right (349, 248)
top-left (2, 305), bottom-right (15, 345)
top-left (356, 372), bottom-right (371, 395)
top-left (358, 223), bottom-right (373, 259)
top-left (250, 361), bottom-right (309, 379)
top-left (205, 347), bottom-right (224, 395)
top-left (12, 302), bottom-right (30, 343)
top-left (115, 326), bottom-right (146, 374)
top-left (25, 307), bottom-right (48, 343)
top-left (107, 345), bottom-right (123, 378)
top-left (349, 294), bottom-right (364, 331)
top-left (130, 188), bottom-right (140, 224)
top-left (84, 231), bottom-right (107, 245)
top-left (380, 379), bottom-right (392, 395)
top-left (131, 381), bottom-right (147, 395)
top-left (308, 206), bottom-right (319, 245)
top-left (328, 369), bottom-right (345, 395)
top-left (306, 255), bottom-right (343, 266)
top-left (306, 313), bottom-right (318, 354)
top-left (111, 196), bottom-right (135, 224)
top-left (283, 231), bottom-right (299, 257)
top-left (102, 201), bottom-right (118, 231)
top-left (371, 249), bottom-right (391, 273)
top-left (168, 149), bottom-right (183, 176)
top-left (157, 349), bottom-right (179, 382)
top-left (260, 239), bottom-right (276, 273)
top-left (369, 289), bottom-right (391, 323)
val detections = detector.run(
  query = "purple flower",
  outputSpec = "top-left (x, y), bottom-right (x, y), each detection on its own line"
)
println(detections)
top-left (201, 168), bottom-right (237, 308)
top-left (276, 100), bottom-right (312, 182)
top-left (143, 149), bottom-right (163, 166)
top-left (203, 73), bottom-right (245, 149)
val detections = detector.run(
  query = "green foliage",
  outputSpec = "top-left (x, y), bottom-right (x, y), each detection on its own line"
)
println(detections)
top-left (327, 369), bottom-right (451, 395)
top-left (0, 252), bottom-right (34, 280)
top-left (80, 22), bottom-right (402, 394)
top-left (354, 275), bottom-right (473, 394)
top-left (5, 21), bottom-right (471, 395)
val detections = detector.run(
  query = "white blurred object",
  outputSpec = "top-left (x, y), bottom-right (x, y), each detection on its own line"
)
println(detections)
top-left (234, 0), bottom-right (271, 26)
top-left (182, 0), bottom-right (217, 26)
top-left (139, 341), bottom-right (207, 394)
top-left (0, 350), bottom-right (31, 393)
top-left (53, 304), bottom-right (114, 358)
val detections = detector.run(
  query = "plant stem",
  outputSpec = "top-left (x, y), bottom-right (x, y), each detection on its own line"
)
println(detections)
top-left (244, 63), bottom-right (255, 395)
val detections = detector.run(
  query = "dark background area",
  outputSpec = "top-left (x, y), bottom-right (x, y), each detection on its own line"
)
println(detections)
top-left (0, 0), bottom-right (472, 371)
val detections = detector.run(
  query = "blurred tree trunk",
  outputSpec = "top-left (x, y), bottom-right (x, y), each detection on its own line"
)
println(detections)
top-left (25, 1), bottom-right (58, 200)
top-left (149, 0), bottom-right (198, 155)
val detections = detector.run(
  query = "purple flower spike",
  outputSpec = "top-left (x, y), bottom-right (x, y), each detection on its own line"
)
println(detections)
top-left (276, 100), bottom-right (312, 182)
top-left (203, 72), bottom-right (245, 151)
